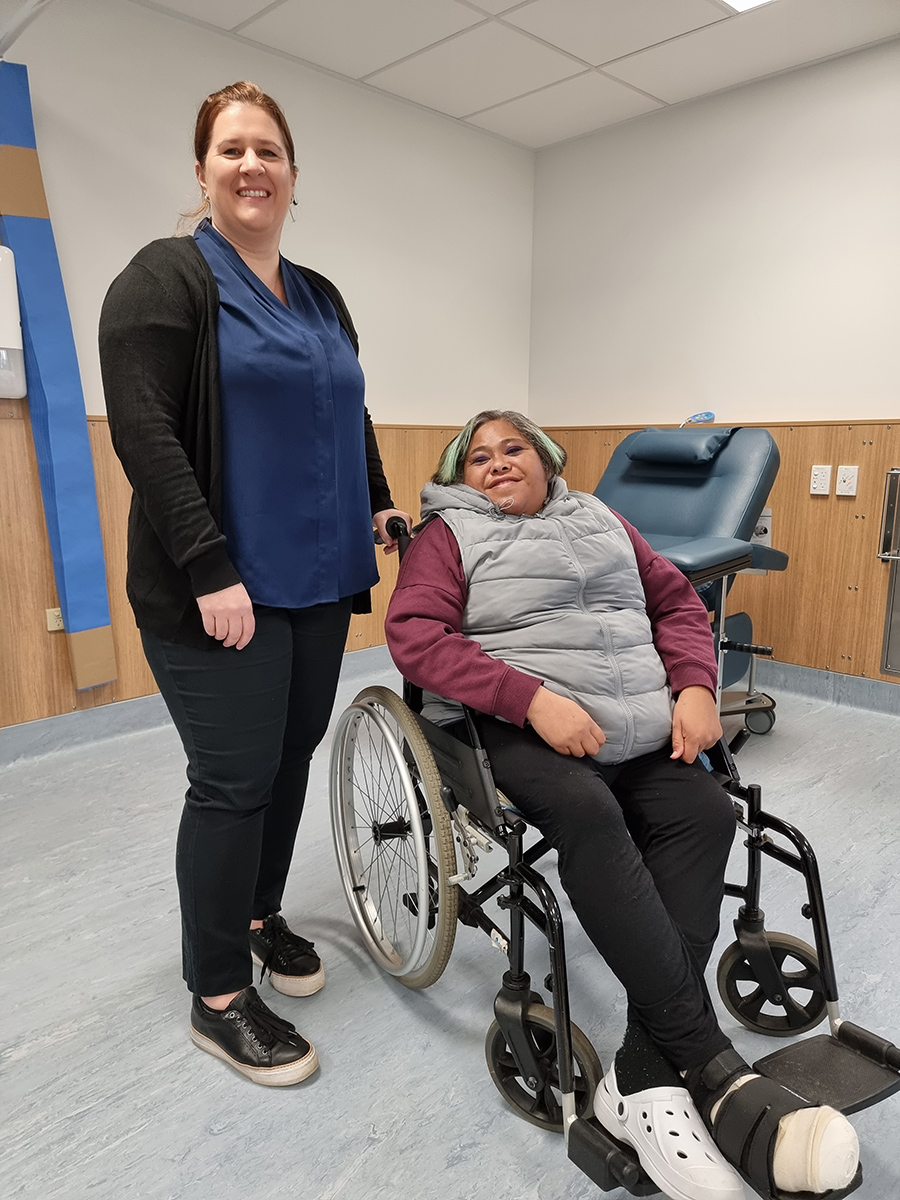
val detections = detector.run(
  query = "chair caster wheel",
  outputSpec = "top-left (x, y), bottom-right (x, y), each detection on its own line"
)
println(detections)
top-left (745, 704), bottom-right (776, 735)
top-left (717, 932), bottom-right (827, 1036)
top-left (485, 1004), bottom-right (602, 1132)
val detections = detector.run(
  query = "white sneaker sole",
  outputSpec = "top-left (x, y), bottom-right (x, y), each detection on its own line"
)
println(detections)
top-left (190, 1025), bottom-right (319, 1086)
top-left (251, 952), bottom-right (325, 997)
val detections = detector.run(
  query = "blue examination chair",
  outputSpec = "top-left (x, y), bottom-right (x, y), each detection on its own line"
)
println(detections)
top-left (595, 425), bottom-right (788, 742)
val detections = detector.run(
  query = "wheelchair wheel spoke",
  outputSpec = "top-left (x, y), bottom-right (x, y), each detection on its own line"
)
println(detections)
top-left (728, 959), bottom-right (759, 982)
top-left (735, 984), bottom-right (767, 1022)
top-left (539, 1085), bottom-right (562, 1124)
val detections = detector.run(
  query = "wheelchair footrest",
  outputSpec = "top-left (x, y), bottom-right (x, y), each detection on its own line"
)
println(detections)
top-left (567, 1116), bottom-right (659, 1196)
top-left (754, 1033), bottom-right (900, 1115)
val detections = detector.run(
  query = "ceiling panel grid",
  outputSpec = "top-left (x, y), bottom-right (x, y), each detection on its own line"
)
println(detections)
top-left (116, 0), bottom-right (900, 147)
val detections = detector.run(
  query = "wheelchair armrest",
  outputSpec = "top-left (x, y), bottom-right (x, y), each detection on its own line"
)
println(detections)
top-left (657, 537), bottom-right (754, 586)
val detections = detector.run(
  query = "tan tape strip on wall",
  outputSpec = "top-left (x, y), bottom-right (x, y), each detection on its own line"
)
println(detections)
top-left (0, 145), bottom-right (50, 219)
top-left (66, 626), bottom-right (118, 691)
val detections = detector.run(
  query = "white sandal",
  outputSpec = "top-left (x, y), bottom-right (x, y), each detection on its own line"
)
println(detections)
top-left (594, 1061), bottom-right (746, 1200)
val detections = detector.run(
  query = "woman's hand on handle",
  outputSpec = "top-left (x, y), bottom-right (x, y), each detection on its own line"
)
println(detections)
top-left (373, 508), bottom-right (414, 555)
top-left (526, 686), bottom-right (606, 758)
top-left (670, 685), bottom-right (722, 764)
top-left (196, 583), bottom-right (255, 649)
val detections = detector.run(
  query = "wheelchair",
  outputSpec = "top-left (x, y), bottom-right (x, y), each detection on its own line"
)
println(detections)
top-left (329, 518), bottom-right (900, 1200)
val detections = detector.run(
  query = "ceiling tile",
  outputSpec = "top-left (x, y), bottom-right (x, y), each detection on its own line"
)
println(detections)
top-left (144, 0), bottom-right (271, 32)
top-left (503, 0), bottom-right (726, 67)
top-left (604, 0), bottom-right (900, 104)
top-left (466, 71), bottom-right (663, 147)
top-left (366, 21), bottom-right (583, 117)
top-left (239, 0), bottom-right (484, 79)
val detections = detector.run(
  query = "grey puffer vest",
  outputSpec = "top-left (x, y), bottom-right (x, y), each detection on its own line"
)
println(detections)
top-left (420, 478), bottom-right (673, 764)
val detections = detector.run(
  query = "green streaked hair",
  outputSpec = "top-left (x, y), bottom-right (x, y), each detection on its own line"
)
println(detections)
top-left (432, 410), bottom-right (567, 485)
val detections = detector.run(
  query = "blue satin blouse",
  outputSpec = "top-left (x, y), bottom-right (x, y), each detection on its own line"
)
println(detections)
top-left (195, 221), bottom-right (378, 608)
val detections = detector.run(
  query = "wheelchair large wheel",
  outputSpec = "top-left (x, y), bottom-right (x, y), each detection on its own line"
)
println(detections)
top-left (330, 686), bottom-right (458, 989)
top-left (716, 932), bottom-right (827, 1036)
top-left (485, 1004), bottom-right (602, 1133)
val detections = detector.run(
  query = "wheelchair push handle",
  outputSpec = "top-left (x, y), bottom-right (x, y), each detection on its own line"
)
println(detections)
top-left (385, 515), bottom-right (410, 541)
top-left (374, 516), bottom-right (413, 559)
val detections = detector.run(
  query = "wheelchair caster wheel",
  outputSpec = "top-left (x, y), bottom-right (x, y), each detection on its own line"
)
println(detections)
top-left (745, 704), bottom-right (776, 735)
top-left (485, 1003), bottom-right (602, 1132)
top-left (717, 932), bottom-right (827, 1036)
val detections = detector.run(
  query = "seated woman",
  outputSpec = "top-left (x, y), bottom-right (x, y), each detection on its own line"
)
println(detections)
top-left (385, 410), bottom-right (859, 1200)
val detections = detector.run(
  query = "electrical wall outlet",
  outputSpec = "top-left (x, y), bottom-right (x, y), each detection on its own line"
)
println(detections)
top-left (46, 607), bottom-right (64, 632)
top-left (835, 465), bottom-right (859, 496)
top-left (810, 465), bottom-right (832, 495)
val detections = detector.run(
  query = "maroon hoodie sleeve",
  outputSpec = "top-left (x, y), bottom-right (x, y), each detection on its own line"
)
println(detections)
top-left (384, 518), bottom-right (543, 726)
top-left (613, 510), bottom-right (719, 697)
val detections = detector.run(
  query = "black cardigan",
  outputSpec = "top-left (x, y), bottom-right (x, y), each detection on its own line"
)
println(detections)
top-left (99, 235), bottom-right (393, 647)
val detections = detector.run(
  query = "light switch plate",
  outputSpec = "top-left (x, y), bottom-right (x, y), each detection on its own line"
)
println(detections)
top-left (810, 465), bottom-right (832, 495)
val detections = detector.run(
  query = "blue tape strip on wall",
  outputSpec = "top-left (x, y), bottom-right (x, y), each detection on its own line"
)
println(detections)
top-left (0, 62), bottom-right (112, 636)
top-left (0, 61), bottom-right (36, 148)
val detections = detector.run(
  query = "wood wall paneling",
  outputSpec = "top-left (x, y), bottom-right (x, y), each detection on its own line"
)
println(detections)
top-left (345, 425), bottom-right (460, 652)
top-left (0, 399), bottom-right (114, 725)
top-left (1, 414), bottom-right (897, 729)
top-left (727, 422), bottom-right (899, 682)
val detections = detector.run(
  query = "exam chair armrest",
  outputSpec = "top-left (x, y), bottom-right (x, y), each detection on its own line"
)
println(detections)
top-left (749, 544), bottom-right (789, 572)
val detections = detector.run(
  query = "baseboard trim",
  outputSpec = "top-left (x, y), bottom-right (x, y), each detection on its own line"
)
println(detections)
top-left (756, 660), bottom-right (900, 716)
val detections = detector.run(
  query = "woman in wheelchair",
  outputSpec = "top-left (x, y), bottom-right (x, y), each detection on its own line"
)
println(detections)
top-left (385, 410), bottom-right (860, 1200)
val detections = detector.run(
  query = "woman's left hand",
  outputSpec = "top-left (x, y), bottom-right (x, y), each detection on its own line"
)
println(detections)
top-left (670, 685), bottom-right (722, 764)
top-left (373, 508), bottom-right (414, 555)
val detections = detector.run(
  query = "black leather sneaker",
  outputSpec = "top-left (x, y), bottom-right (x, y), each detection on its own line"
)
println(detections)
top-left (250, 913), bottom-right (325, 997)
top-left (190, 987), bottom-right (318, 1086)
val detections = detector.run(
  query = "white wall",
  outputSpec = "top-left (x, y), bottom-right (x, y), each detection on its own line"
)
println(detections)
top-left (13, 0), bottom-right (534, 422)
top-left (530, 40), bottom-right (900, 427)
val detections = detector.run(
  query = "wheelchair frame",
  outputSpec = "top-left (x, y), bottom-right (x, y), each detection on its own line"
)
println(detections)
top-left (329, 534), bottom-right (900, 1200)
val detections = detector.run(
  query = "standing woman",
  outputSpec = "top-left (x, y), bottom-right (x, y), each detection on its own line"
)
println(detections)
top-left (100, 81), bottom-right (410, 1086)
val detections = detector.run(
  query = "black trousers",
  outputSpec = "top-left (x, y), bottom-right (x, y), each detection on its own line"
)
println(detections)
top-left (142, 598), bottom-right (352, 996)
top-left (463, 716), bottom-right (735, 1071)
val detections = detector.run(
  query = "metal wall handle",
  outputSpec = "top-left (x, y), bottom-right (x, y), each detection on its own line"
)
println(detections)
top-left (877, 468), bottom-right (900, 561)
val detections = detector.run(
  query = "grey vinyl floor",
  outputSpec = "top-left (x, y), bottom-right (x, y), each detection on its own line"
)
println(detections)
top-left (2, 647), bottom-right (899, 1200)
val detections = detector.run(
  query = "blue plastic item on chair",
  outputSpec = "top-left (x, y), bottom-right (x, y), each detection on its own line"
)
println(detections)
top-left (594, 426), bottom-right (788, 741)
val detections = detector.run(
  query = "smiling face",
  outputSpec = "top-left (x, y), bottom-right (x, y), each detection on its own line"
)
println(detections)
top-left (195, 102), bottom-right (297, 251)
top-left (462, 419), bottom-right (550, 516)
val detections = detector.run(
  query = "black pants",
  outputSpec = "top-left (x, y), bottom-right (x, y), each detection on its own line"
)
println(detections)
top-left (464, 717), bottom-right (735, 1071)
top-left (142, 598), bottom-right (352, 996)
